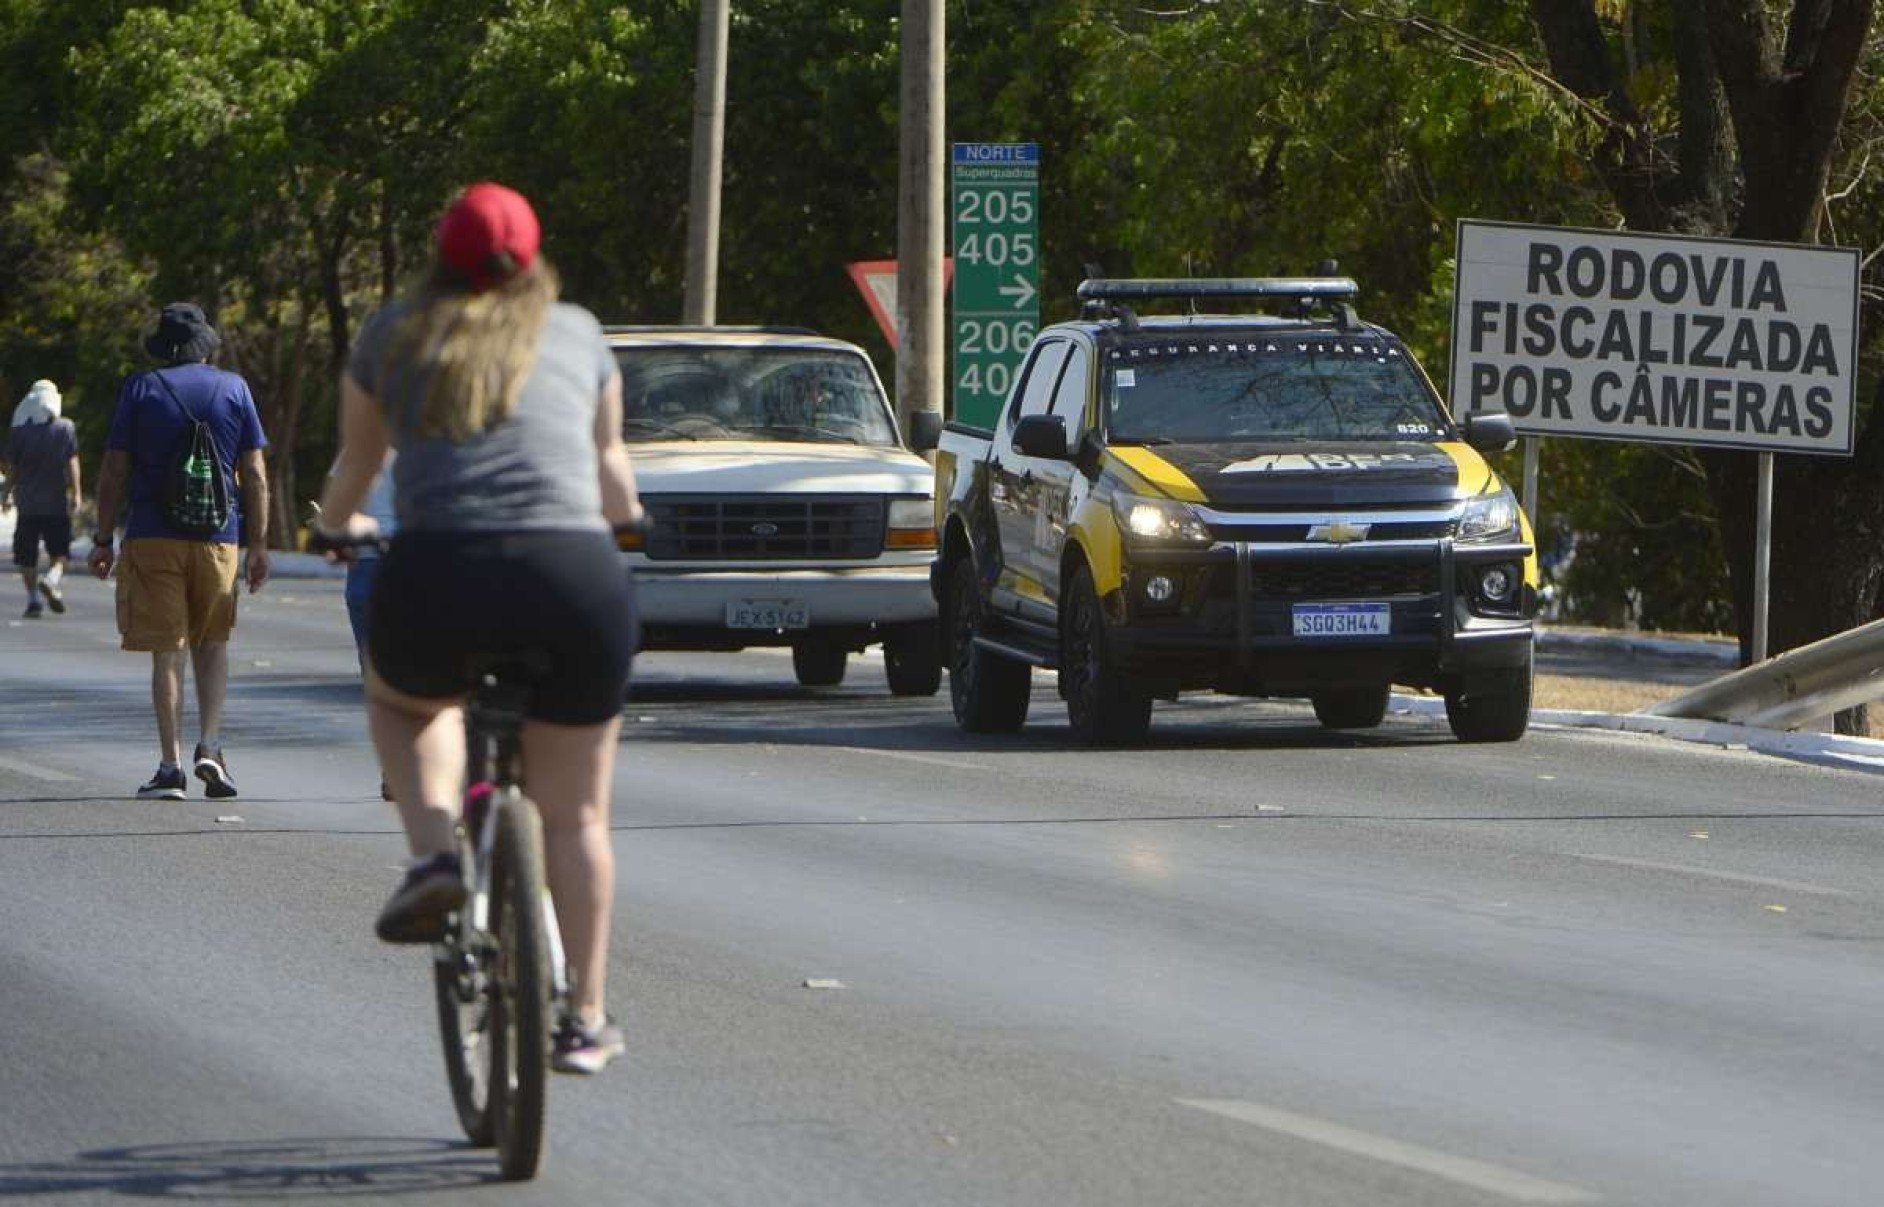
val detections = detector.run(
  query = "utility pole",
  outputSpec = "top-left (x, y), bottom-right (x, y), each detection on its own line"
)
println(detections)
top-left (684, 0), bottom-right (730, 325)
top-left (895, 0), bottom-right (945, 433)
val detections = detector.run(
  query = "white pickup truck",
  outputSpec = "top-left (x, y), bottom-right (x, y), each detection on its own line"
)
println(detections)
top-left (609, 326), bottom-right (944, 695)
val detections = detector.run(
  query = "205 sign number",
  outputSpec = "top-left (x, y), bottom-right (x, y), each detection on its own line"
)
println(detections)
top-left (957, 190), bottom-right (1036, 225)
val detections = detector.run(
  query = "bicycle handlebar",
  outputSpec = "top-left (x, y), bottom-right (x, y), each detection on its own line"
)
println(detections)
top-left (309, 517), bottom-right (651, 559)
top-left (306, 528), bottom-right (390, 558)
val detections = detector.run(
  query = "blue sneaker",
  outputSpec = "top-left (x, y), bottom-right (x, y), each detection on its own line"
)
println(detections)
top-left (193, 744), bottom-right (237, 799)
top-left (136, 763), bottom-right (186, 800)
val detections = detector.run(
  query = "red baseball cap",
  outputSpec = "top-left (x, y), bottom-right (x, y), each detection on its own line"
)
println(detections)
top-left (436, 182), bottom-right (541, 291)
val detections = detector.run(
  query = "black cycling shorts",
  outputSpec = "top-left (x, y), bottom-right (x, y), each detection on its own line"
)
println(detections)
top-left (367, 529), bottom-right (637, 725)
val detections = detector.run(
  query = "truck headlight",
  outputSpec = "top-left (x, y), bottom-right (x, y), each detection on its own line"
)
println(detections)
top-left (1115, 493), bottom-right (1212, 546)
top-left (1457, 486), bottom-right (1519, 543)
top-left (886, 497), bottom-right (937, 550)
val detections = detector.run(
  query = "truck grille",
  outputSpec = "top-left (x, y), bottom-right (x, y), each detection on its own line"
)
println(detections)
top-left (1249, 559), bottom-right (1436, 600)
top-left (644, 496), bottom-right (885, 560)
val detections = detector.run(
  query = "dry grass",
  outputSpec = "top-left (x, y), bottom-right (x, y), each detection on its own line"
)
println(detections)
top-left (1529, 671), bottom-right (1884, 739)
top-left (1533, 673), bottom-right (1689, 716)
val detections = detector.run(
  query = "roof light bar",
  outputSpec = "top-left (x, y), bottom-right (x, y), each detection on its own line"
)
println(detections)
top-left (1076, 277), bottom-right (1359, 302)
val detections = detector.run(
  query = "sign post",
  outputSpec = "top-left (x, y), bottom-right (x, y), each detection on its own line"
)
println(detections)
top-left (951, 142), bottom-right (1040, 429)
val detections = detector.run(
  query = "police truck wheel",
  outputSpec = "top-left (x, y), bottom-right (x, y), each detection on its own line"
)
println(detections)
top-left (1061, 566), bottom-right (1152, 746)
top-left (792, 640), bottom-right (848, 687)
top-left (946, 557), bottom-right (1030, 732)
top-left (1312, 685), bottom-right (1390, 730)
top-left (883, 620), bottom-right (943, 697)
top-left (1444, 654), bottom-right (1533, 743)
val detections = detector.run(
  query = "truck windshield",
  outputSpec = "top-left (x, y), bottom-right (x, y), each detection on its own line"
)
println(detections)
top-left (617, 347), bottom-right (899, 446)
top-left (1103, 339), bottom-right (1452, 444)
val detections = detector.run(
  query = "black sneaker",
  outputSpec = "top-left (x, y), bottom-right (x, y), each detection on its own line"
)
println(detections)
top-left (374, 853), bottom-right (466, 944)
top-left (39, 579), bottom-right (63, 614)
top-left (193, 744), bottom-right (237, 799)
top-left (552, 1013), bottom-right (626, 1075)
top-left (22, 601), bottom-right (42, 619)
top-left (137, 763), bottom-right (187, 800)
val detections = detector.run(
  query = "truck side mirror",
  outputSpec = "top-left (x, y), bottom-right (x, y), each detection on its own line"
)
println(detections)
top-left (907, 409), bottom-right (944, 452)
top-left (1012, 414), bottom-right (1071, 459)
top-left (1460, 410), bottom-right (1517, 454)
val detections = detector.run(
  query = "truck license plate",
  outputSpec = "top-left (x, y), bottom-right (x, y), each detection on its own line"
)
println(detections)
top-left (1292, 602), bottom-right (1390, 637)
top-left (727, 599), bottom-right (810, 630)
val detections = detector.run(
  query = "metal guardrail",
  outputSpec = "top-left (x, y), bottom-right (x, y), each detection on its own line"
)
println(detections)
top-left (1642, 616), bottom-right (1884, 730)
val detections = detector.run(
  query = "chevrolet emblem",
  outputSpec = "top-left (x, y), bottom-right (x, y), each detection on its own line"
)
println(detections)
top-left (1307, 520), bottom-right (1370, 544)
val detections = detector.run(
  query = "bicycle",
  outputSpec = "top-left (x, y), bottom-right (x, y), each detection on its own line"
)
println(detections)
top-left (310, 527), bottom-right (567, 1182)
top-left (434, 653), bottom-right (565, 1182)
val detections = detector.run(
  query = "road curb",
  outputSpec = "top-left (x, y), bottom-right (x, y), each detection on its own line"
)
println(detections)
top-left (1535, 625), bottom-right (1738, 666)
top-left (1392, 693), bottom-right (1884, 775)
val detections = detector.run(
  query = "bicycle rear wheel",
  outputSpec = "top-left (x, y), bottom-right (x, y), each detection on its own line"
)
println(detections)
top-left (491, 791), bottom-right (551, 1181)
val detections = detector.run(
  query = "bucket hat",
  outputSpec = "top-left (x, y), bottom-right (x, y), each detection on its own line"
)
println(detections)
top-left (144, 302), bottom-right (221, 363)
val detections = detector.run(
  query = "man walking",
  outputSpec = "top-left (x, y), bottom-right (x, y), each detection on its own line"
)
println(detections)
top-left (2, 380), bottom-right (81, 618)
top-left (89, 303), bottom-right (271, 800)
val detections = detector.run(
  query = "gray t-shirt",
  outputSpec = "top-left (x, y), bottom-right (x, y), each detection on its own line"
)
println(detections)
top-left (5, 418), bottom-right (77, 517)
top-left (349, 301), bottom-right (617, 534)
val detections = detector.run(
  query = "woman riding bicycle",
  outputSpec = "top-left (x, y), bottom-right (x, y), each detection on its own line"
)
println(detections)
top-left (313, 182), bottom-right (642, 1074)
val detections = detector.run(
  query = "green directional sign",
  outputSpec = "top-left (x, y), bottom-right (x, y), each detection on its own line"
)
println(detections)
top-left (952, 142), bottom-right (1040, 429)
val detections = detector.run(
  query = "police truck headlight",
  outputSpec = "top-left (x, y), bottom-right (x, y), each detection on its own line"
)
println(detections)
top-left (1457, 486), bottom-right (1520, 543)
top-left (886, 497), bottom-right (937, 550)
top-left (1115, 493), bottom-right (1212, 546)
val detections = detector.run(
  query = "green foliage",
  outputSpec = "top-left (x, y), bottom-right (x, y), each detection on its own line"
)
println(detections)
top-left (0, 0), bottom-right (1875, 628)
top-left (0, 153), bottom-right (150, 467)
top-left (1537, 438), bottom-right (1734, 632)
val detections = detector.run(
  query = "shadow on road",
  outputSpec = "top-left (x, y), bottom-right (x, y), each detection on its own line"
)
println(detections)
top-left (0, 1137), bottom-right (498, 1197)
top-left (625, 677), bottom-right (1459, 754)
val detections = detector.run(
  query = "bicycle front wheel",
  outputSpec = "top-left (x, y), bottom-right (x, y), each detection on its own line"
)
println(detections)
top-left (491, 790), bottom-right (551, 1181)
top-left (433, 930), bottom-right (497, 1146)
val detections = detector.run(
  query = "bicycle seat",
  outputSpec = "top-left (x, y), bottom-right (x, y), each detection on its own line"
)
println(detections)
top-left (464, 650), bottom-right (554, 720)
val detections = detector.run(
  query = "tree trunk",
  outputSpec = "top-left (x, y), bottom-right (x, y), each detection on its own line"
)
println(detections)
top-left (1534, 0), bottom-right (1879, 691)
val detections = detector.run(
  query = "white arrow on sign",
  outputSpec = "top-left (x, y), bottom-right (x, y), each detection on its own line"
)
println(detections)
top-left (997, 273), bottom-right (1037, 308)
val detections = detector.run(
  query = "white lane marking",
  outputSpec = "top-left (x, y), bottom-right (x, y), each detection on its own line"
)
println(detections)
top-left (835, 746), bottom-right (989, 772)
top-left (1572, 853), bottom-right (1850, 898)
top-left (0, 754), bottom-right (79, 783)
top-left (1176, 1099), bottom-right (1599, 1204)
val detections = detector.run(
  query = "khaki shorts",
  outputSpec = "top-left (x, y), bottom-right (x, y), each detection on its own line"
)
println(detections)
top-left (116, 538), bottom-right (240, 651)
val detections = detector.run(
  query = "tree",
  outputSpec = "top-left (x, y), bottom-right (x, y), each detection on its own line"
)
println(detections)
top-left (1527, 0), bottom-right (1882, 728)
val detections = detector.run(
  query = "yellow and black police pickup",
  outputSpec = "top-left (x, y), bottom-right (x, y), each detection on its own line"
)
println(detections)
top-left (910, 277), bottom-right (1538, 746)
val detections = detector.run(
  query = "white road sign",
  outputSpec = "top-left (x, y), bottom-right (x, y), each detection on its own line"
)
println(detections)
top-left (1450, 220), bottom-right (1860, 456)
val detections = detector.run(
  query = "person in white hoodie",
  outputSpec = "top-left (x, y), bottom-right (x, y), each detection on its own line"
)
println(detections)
top-left (3, 380), bottom-right (81, 618)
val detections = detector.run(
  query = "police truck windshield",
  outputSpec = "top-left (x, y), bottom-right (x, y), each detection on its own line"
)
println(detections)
top-left (1104, 338), bottom-right (1452, 444)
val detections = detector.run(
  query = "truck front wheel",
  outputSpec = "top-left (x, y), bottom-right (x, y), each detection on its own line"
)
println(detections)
top-left (883, 620), bottom-right (942, 697)
top-left (1443, 653), bottom-right (1533, 743)
top-left (1061, 566), bottom-right (1152, 746)
top-left (945, 558), bottom-right (1030, 732)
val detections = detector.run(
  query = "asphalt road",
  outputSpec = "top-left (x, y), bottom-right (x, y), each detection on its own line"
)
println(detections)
top-left (3, 574), bottom-right (1882, 1206)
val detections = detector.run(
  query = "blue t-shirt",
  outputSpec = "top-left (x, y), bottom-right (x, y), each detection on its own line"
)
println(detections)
top-left (107, 364), bottom-right (268, 543)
